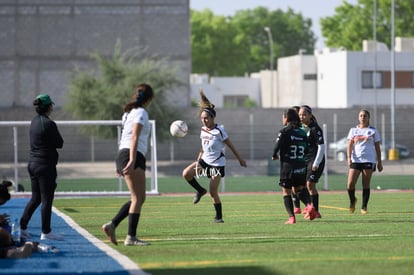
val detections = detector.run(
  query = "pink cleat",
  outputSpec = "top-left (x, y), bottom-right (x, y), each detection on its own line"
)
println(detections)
top-left (285, 216), bottom-right (296, 224)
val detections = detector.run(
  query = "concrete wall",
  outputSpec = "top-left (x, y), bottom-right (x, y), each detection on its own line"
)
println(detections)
top-left (0, 0), bottom-right (191, 108)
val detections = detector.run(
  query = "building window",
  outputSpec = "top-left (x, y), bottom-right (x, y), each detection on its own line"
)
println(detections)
top-left (223, 95), bottom-right (248, 108)
top-left (362, 71), bottom-right (383, 89)
top-left (303, 74), bottom-right (317, 80)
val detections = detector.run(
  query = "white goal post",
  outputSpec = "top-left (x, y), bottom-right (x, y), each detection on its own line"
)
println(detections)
top-left (0, 120), bottom-right (159, 195)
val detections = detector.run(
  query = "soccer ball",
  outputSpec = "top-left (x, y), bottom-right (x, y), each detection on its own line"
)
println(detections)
top-left (169, 120), bottom-right (188, 137)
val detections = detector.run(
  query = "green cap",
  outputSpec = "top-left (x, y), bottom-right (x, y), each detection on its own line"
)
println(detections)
top-left (35, 94), bottom-right (54, 106)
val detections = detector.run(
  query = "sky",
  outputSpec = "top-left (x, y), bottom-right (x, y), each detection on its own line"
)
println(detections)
top-left (190, 0), bottom-right (358, 49)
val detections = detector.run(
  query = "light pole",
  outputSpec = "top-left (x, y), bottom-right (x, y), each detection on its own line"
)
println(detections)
top-left (389, 0), bottom-right (397, 159)
top-left (264, 26), bottom-right (274, 107)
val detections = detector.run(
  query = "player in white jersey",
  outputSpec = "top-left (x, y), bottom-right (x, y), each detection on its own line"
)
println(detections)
top-left (182, 89), bottom-right (247, 223)
top-left (102, 83), bottom-right (154, 246)
top-left (346, 109), bottom-right (383, 214)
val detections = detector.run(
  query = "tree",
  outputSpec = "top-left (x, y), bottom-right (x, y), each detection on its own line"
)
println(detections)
top-left (321, 0), bottom-right (414, 51)
top-left (191, 7), bottom-right (316, 76)
top-left (66, 41), bottom-right (183, 140)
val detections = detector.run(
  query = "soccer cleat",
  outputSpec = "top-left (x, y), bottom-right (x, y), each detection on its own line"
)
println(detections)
top-left (360, 208), bottom-right (368, 215)
top-left (102, 222), bottom-right (117, 245)
top-left (302, 204), bottom-right (312, 215)
top-left (315, 211), bottom-right (322, 219)
top-left (294, 207), bottom-right (302, 214)
top-left (349, 198), bottom-right (357, 214)
top-left (40, 231), bottom-right (64, 241)
top-left (124, 235), bottom-right (150, 246)
top-left (304, 205), bottom-right (317, 220)
top-left (193, 189), bottom-right (207, 204)
top-left (285, 216), bottom-right (296, 224)
top-left (214, 218), bottom-right (224, 223)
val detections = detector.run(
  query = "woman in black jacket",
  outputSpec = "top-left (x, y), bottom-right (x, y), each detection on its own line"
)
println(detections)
top-left (20, 94), bottom-right (64, 241)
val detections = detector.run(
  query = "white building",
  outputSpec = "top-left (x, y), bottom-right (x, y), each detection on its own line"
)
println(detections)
top-left (190, 37), bottom-right (414, 109)
top-left (316, 37), bottom-right (414, 108)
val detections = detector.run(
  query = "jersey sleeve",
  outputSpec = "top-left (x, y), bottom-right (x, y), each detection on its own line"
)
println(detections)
top-left (134, 108), bottom-right (148, 126)
top-left (314, 125), bottom-right (325, 145)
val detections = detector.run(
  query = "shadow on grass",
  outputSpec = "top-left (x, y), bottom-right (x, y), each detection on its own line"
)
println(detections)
top-left (148, 266), bottom-right (278, 275)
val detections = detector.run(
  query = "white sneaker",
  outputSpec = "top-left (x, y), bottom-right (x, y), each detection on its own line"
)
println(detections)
top-left (21, 229), bottom-right (32, 241)
top-left (40, 232), bottom-right (64, 241)
top-left (124, 235), bottom-right (150, 246)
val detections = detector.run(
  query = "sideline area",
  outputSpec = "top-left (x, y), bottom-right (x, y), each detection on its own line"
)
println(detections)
top-left (0, 198), bottom-right (148, 275)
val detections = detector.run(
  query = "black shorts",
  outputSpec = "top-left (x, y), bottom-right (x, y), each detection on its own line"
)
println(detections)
top-left (116, 149), bottom-right (146, 175)
top-left (279, 163), bottom-right (306, 189)
top-left (197, 159), bottom-right (225, 178)
top-left (350, 162), bottom-right (375, 171)
top-left (306, 158), bottom-right (325, 183)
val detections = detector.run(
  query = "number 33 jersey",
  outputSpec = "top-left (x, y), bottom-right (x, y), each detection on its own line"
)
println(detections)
top-left (273, 125), bottom-right (308, 165)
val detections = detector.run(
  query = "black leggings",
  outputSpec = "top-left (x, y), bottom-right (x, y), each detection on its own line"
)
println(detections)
top-left (20, 162), bottom-right (57, 234)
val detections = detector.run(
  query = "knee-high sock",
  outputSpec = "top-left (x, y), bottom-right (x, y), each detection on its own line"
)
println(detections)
top-left (292, 193), bottom-right (300, 208)
top-left (348, 189), bottom-right (356, 203)
top-left (112, 201), bottom-right (131, 227)
top-left (298, 188), bottom-right (311, 205)
top-left (362, 188), bottom-right (370, 209)
top-left (187, 178), bottom-right (206, 193)
top-left (214, 203), bottom-right (222, 219)
top-left (283, 195), bottom-right (294, 217)
top-left (311, 194), bottom-right (319, 211)
top-left (128, 213), bottom-right (140, 237)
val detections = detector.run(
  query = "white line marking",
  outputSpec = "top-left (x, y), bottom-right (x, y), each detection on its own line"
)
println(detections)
top-left (52, 206), bottom-right (150, 275)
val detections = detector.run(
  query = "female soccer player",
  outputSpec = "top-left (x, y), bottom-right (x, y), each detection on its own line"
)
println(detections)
top-left (182, 89), bottom-right (247, 223)
top-left (299, 105), bottom-right (325, 219)
top-left (346, 109), bottom-right (383, 214)
top-left (272, 108), bottom-right (313, 224)
top-left (102, 84), bottom-right (154, 245)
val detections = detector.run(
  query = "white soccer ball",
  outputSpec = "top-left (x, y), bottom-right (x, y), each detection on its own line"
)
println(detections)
top-left (170, 120), bottom-right (188, 137)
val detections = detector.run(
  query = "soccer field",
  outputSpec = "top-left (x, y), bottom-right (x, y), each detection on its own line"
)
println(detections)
top-left (18, 174), bottom-right (414, 193)
top-left (54, 192), bottom-right (414, 275)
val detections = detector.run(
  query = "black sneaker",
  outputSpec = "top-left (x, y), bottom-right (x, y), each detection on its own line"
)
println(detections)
top-left (214, 218), bottom-right (224, 223)
top-left (193, 189), bottom-right (207, 204)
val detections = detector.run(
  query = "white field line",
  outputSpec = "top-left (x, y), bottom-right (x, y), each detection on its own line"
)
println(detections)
top-left (52, 206), bottom-right (151, 275)
top-left (144, 233), bottom-right (407, 242)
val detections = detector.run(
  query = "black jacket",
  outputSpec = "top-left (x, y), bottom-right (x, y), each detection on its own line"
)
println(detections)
top-left (29, 115), bottom-right (64, 165)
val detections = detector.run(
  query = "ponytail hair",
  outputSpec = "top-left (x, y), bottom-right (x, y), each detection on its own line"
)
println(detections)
top-left (199, 88), bottom-right (216, 118)
top-left (123, 83), bottom-right (154, 112)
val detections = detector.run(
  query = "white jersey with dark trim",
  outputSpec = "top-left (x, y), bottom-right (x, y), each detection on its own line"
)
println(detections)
top-left (347, 125), bottom-right (381, 163)
top-left (200, 124), bottom-right (228, 167)
top-left (119, 107), bottom-right (151, 155)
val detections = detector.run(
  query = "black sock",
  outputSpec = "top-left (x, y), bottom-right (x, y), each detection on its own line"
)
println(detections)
top-left (128, 213), bottom-right (140, 237)
top-left (348, 189), bottom-right (356, 203)
top-left (311, 194), bottom-right (319, 211)
top-left (298, 188), bottom-right (311, 205)
top-left (187, 178), bottom-right (206, 193)
top-left (283, 195), bottom-right (294, 217)
top-left (214, 203), bottom-right (222, 219)
top-left (292, 193), bottom-right (300, 208)
top-left (362, 188), bottom-right (370, 209)
top-left (112, 201), bottom-right (131, 227)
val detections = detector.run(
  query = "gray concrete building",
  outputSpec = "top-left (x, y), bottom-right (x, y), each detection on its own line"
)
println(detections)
top-left (0, 0), bottom-right (191, 108)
